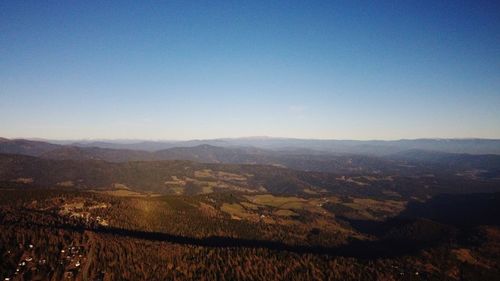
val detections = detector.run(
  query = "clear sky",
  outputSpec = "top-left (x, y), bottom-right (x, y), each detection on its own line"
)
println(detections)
top-left (1, 0), bottom-right (499, 140)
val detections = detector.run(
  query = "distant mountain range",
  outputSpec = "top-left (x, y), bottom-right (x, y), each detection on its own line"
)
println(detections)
top-left (32, 137), bottom-right (500, 155)
top-left (1, 137), bottom-right (500, 178)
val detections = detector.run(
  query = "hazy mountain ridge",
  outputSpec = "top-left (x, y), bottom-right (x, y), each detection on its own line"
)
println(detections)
top-left (40, 146), bottom-right (155, 162)
top-left (0, 138), bottom-right (60, 156)
top-left (2, 138), bottom-right (500, 177)
top-left (389, 149), bottom-right (500, 170)
top-left (27, 137), bottom-right (500, 155)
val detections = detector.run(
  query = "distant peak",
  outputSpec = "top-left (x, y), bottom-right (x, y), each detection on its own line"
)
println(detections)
top-left (195, 144), bottom-right (219, 149)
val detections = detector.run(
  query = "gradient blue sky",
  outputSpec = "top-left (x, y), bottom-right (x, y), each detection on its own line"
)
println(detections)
top-left (1, 0), bottom-right (499, 140)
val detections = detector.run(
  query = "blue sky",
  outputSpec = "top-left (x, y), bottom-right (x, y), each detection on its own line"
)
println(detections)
top-left (1, 0), bottom-right (499, 140)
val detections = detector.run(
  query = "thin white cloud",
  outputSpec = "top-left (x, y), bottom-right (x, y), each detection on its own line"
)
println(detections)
top-left (288, 105), bottom-right (306, 114)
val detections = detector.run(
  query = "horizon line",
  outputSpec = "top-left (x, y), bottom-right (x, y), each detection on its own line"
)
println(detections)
top-left (3, 136), bottom-right (500, 143)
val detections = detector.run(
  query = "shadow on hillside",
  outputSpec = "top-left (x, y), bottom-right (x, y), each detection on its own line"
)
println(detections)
top-left (2, 212), bottom-right (435, 259)
top-left (345, 192), bottom-right (500, 234)
top-left (5, 192), bottom-right (499, 260)
top-left (88, 224), bottom-right (437, 259)
top-left (399, 192), bottom-right (500, 226)
top-left (337, 192), bottom-right (500, 257)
